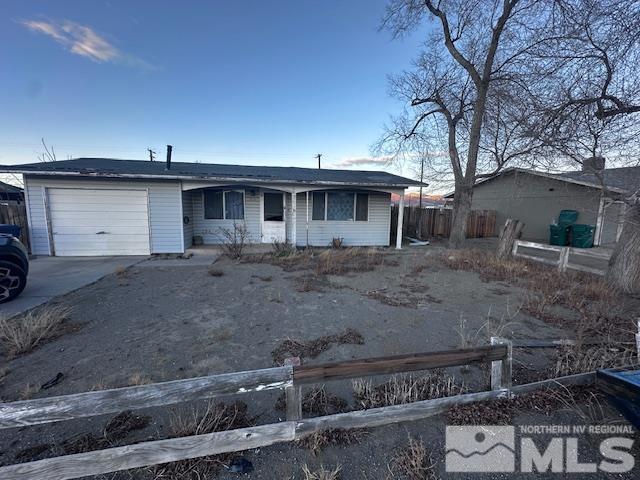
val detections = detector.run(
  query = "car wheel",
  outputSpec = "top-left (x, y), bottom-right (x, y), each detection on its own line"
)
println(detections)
top-left (0, 260), bottom-right (27, 304)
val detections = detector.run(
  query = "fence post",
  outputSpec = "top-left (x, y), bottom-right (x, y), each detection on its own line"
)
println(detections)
top-left (284, 357), bottom-right (302, 421)
top-left (636, 319), bottom-right (640, 364)
top-left (558, 247), bottom-right (570, 272)
top-left (490, 337), bottom-right (512, 392)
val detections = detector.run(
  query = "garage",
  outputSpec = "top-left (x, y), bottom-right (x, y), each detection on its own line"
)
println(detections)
top-left (47, 188), bottom-right (151, 256)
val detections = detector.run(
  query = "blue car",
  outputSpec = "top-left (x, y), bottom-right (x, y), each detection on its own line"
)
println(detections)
top-left (0, 233), bottom-right (29, 303)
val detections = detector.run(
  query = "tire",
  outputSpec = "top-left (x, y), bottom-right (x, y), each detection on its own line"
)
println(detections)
top-left (0, 260), bottom-right (27, 304)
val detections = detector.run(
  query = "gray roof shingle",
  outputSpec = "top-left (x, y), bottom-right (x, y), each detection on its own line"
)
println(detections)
top-left (557, 167), bottom-right (640, 194)
top-left (0, 158), bottom-right (423, 187)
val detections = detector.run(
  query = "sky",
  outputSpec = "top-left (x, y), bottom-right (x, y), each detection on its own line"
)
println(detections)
top-left (1, 1), bottom-right (431, 184)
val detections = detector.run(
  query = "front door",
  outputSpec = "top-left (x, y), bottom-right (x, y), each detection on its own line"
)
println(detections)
top-left (262, 192), bottom-right (286, 243)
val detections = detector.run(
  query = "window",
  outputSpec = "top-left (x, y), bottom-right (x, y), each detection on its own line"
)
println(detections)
top-left (204, 191), bottom-right (223, 219)
top-left (312, 192), bottom-right (325, 220)
top-left (204, 190), bottom-right (244, 220)
top-left (327, 192), bottom-right (354, 220)
top-left (264, 192), bottom-right (283, 221)
top-left (311, 192), bottom-right (369, 222)
top-left (355, 193), bottom-right (368, 221)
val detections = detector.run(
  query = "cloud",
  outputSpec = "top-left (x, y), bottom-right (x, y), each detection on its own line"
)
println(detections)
top-left (20, 19), bottom-right (155, 69)
top-left (331, 156), bottom-right (393, 168)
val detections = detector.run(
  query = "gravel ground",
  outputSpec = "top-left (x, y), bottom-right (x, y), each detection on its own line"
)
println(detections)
top-left (0, 243), bottom-right (636, 478)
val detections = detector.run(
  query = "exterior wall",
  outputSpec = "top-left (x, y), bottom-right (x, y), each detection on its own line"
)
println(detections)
top-left (294, 191), bottom-right (391, 247)
top-left (182, 189), bottom-right (194, 248)
top-left (470, 171), bottom-right (602, 242)
top-left (24, 176), bottom-right (183, 255)
top-left (191, 188), bottom-right (262, 244)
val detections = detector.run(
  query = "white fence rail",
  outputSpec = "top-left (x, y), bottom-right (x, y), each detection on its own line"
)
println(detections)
top-left (512, 240), bottom-right (611, 276)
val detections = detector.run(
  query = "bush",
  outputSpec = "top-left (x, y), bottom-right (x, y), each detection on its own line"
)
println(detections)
top-left (219, 223), bottom-right (249, 259)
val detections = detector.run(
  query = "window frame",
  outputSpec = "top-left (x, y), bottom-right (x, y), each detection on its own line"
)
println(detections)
top-left (203, 189), bottom-right (246, 220)
top-left (311, 191), bottom-right (370, 222)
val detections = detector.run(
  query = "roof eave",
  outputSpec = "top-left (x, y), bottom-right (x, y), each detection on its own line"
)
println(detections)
top-left (2, 169), bottom-right (420, 188)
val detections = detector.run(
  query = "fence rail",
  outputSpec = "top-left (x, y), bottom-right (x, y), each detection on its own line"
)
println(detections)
top-left (391, 206), bottom-right (496, 241)
top-left (3, 340), bottom-right (596, 480)
top-left (512, 240), bottom-right (611, 276)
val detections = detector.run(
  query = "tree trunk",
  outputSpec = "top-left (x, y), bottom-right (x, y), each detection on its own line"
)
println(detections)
top-left (449, 183), bottom-right (473, 248)
top-left (606, 202), bottom-right (640, 295)
top-left (496, 219), bottom-right (525, 259)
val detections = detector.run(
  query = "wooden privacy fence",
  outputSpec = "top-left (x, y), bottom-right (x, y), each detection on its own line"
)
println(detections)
top-left (0, 202), bottom-right (29, 251)
top-left (512, 240), bottom-right (611, 276)
top-left (0, 340), bottom-right (599, 480)
top-left (391, 206), bottom-right (496, 240)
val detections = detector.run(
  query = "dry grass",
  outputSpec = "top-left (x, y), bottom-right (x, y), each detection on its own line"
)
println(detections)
top-left (275, 386), bottom-right (348, 416)
top-left (244, 247), bottom-right (394, 276)
top-left (447, 385), bottom-right (604, 425)
top-left (301, 464), bottom-right (342, 480)
top-left (114, 265), bottom-right (127, 276)
top-left (0, 305), bottom-right (72, 356)
top-left (298, 428), bottom-right (368, 456)
top-left (128, 373), bottom-right (152, 386)
top-left (147, 401), bottom-right (254, 479)
top-left (353, 371), bottom-right (465, 409)
top-left (271, 328), bottom-right (364, 365)
top-left (553, 344), bottom-right (637, 377)
top-left (388, 436), bottom-right (437, 480)
top-left (18, 382), bottom-right (39, 400)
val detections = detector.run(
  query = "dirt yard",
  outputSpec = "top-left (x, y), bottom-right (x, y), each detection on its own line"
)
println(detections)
top-left (0, 242), bottom-right (638, 479)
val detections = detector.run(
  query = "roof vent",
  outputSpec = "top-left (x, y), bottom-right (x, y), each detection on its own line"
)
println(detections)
top-left (582, 156), bottom-right (605, 172)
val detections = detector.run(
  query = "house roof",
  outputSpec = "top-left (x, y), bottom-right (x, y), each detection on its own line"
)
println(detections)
top-left (0, 158), bottom-right (424, 188)
top-left (444, 166), bottom-right (640, 197)
top-left (0, 181), bottom-right (23, 194)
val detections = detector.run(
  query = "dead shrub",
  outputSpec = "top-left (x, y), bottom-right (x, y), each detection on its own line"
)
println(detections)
top-left (353, 371), bottom-right (465, 409)
top-left (298, 428), bottom-right (367, 456)
top-left (272, 241), bottom-right (295, 256)
top-left (271, 328), bottom-right (364, 365)
top-left (331, 237), bottom-right (344, 249)
top-left (388, 436), bottom-right (437, 480)
top-left (128, 373), bottom-right (152, 386)
top-left (553, 344), bottom-right (637, 377)
top-left (114, 265), bottom-right (127, 276)
top-left (149, 401), bottom-right (254, 478)
top-left (207, 267), bottom-right (224, 277)
top-left (219, 223), bottom-right (249, 259)
top-left (0, 305), bottom-right (72, 356)
top-left (295, 273), bottom-right (328, 293)
top-left (275, 386), bottom-right (348, 416)
top-left (301, 463), bottom-right (342, 480)
top-left (447, 386), bottom-right (602, 425)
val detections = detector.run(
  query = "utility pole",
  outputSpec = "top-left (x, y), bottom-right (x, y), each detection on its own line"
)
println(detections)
top-left (147, 148), bottom-right (156, 162)
top-left (316, 153), bottom-right (322, 169)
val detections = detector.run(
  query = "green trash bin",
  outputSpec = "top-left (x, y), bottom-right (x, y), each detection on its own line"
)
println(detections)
top-left (557, 209), bottom-right (579, 225)
top-left (571, 224), bottom-right (595, 248)
top-left (549, 224), bottom-right (570, 246)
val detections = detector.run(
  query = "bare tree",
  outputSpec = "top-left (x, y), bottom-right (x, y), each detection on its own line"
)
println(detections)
top-left (377, 0), bottom-right (550, 247)
top-left (37, 138), bottom-right (57, 163)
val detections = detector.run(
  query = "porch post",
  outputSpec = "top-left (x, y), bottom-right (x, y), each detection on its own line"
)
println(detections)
top-left (396, 190), bottom-right (405, 249)
top-left (291, 189), bottom-right (297, 246)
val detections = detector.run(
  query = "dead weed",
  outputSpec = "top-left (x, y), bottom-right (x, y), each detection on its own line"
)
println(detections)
top-left (298, 428), bottom-right (368, 456)
top-left (388, 435), bottom-right (437, 480)
top-left (275, 386), bottom-right (348, 416)
top-left (0, 305), bottom-right (73, 356)
top-left (271, 328), bottom-right (364, 365)
top-left (301, 463), bottom-right (342, 480)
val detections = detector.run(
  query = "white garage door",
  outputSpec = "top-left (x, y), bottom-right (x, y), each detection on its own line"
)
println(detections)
top-left (48, 188), bottom-right (151, 256)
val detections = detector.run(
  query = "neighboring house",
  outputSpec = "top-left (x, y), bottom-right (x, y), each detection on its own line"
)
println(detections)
top-left (0, 158), bottom-right (422, 256)
top-left (446, 161), bottom-right (638, 245)
top-left (0, 181), bottom-right (24, 204)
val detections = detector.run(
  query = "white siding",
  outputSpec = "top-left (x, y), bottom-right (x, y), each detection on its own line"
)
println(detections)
top-left (191, 188), bottom-right (261, 244)
top-left (24, 176), bottom-right (50, 255)
top-left (294, 192), bottom-right (391, 247)
top-left (182, 190), bottom-right (194, 248)
top-left (24, 176), bottom-right (183, 255)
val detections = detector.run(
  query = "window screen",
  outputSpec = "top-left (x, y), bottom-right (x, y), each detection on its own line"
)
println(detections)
top-left (355, 194), bottom-right (368, 221)
top-left (224, 191), bottom-right (244, 220)
top-left (264, 193), bottom-right (283, 221)
top-left (312, 192), bottom-right (325, 220)
top-left (326, 192), bottom-right (354, 221)
top-left (204, 191), bottom-right (223, 219)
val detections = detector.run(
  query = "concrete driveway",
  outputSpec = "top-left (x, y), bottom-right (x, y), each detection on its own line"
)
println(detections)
top-left (0, 256), bottom-right (147, 318)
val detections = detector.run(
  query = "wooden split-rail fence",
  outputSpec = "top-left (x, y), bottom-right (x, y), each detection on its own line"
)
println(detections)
top-left (0, 339), bottom-right (598, 480)
top-left (512, 240), bottom-right (612, 276)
